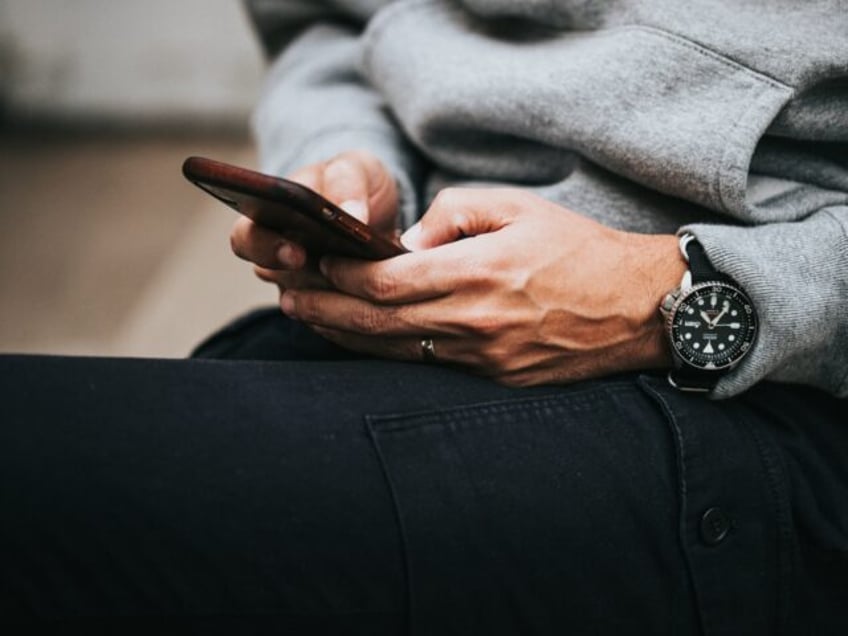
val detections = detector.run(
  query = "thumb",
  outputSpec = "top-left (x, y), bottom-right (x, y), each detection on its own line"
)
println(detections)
top-left (322, 155), bottom-right (371, 224)
top-left (400, 188), bottom-right (514, 250)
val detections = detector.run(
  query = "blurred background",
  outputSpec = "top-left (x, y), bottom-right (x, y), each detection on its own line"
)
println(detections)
top-left (0, 0), bottom-right (274, 357)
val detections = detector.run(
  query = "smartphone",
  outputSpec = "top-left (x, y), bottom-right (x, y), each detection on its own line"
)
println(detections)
top-left (182, 156), bottom-right (407, 260)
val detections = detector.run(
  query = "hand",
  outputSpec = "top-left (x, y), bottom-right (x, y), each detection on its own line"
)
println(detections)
top-left (229, 150), bottom-right (399, 292)
top-left (280, 187), bottom-right (687, 386)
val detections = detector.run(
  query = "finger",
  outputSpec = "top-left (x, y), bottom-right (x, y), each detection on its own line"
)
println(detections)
top-left (319, 250), bottom-right (462, 304)
top-left (286, 163), bottom-right (324, 192)
top-left (400, 187), bottom-right (520, 250)
top-left (254, 266), bottom-right (330, 290)
top-left (282, 289), bottom-right (453, 337)
top-left (231, 217), bottom-right (306, 269)
top-left (309, 325), bottom-right (422, 361)
top-left (321, 155), bottom-right (372, 224)
top-left (352, 151), bottom-right (399, 232)
top-left (309, 324), bottom-right (479, 367)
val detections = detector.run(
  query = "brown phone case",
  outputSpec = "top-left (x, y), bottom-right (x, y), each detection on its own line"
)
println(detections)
top-left (182, 156), bottom-right (407, 261)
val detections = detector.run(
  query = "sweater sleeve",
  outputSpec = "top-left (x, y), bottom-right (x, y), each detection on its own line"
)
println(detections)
top-left (243, 0), bottom-right (423, 227)
top-left (681, 204), bottom-right (848, 399)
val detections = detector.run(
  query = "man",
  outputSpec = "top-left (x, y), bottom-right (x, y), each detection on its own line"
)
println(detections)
top-left (2, 1), bottom-right (846, 633)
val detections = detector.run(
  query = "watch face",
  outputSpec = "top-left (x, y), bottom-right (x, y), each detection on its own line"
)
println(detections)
top-left (669, 282), bottom-right (757, 370)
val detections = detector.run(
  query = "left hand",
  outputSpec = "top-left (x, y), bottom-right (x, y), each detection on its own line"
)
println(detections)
top-left (279, 187), bottom-right (687, 386)
top-left (232, 150), bottom-right (400, 293)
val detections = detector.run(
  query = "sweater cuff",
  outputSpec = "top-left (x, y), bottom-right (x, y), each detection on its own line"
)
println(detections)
top-left (680, 210), bottom-right (848, 398)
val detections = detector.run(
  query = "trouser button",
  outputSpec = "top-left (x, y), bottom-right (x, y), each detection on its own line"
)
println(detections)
top-left (700, 506), bottom-right (731, 545)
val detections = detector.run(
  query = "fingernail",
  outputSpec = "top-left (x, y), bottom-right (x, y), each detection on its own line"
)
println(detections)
top-left (318, 257), bottom-right (329, 277)
top-left (340, 200), bottom-right (368, 223)
top-left (280, 292), bottom-right (295, 316)
top-left (399, 222), bottom-right (422, 250)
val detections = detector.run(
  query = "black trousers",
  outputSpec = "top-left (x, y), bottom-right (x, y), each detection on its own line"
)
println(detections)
top-left (1, 308), bottom-right (846, 634)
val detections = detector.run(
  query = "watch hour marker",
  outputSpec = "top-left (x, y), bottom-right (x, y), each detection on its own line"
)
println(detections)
top-left (685, 333), bottom-right (692, 340)
top-left (728, 335), bottom-right (736, 342)
top-left (718, 343), bottom-right (725, 351)
top-left (693, 342), bottom-right (700, 350)
top-left (703, 341), bottom-right (714, 354)
top-left (730, 322), bottom-right (741, 329)
top-left (710, 294), bottom-right (717, 307)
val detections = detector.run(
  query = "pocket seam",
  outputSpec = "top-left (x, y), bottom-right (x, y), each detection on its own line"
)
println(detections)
top-left (366, 379), bottom-right (634, 433)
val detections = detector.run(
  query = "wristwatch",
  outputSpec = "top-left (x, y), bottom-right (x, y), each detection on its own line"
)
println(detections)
top-left (659, 234), bottom-right (758, 392)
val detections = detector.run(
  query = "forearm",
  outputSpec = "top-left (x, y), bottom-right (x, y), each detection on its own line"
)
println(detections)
top-left (246, 1), bottom-right (423, 227)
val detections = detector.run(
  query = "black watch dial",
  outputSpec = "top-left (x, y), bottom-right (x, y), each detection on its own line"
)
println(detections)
top-left (670, 282), bottom-right (757, 370)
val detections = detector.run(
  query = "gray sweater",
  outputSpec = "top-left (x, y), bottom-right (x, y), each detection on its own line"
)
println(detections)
top-left (245, 0), bottom-right (848, 398)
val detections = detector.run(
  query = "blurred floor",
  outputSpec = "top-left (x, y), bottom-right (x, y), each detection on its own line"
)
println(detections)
top-left (0, 130), bottom-right (274, 358)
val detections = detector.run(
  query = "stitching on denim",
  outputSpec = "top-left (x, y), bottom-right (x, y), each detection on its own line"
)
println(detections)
top-left (738, 405), bottom-right (795, 632)
top-left (364, 415), bottom-right (415, 632)
top-left (368, 381), bottom-right (635, 433)
top-left (637, 379), bottom-right (708, 633)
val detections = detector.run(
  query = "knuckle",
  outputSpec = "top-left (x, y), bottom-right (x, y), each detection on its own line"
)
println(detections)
top-left (295, 295), bottom-right (319, 323)
top-left (476, 341), bottom-right (526, 377)
top-left (464, 308), bottom-right (501, 338)
top-left (474, 317), bottom-right (501, 338)
top-left (351, 305), bottom-right (398, 334)
top-left (358, 308), bottom-right (387, 334)
top-left (473, 343), bottom-right (505, 373)
top-left (363, 270), bottom-right (398, 301)
top-left (432, 187), bottom-right (465, 211)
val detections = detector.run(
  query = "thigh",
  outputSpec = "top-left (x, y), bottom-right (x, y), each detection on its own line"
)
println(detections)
top-left (0, 355), bottom-right (410, 632)
top-left (0, 354), bottom-right (638, 631)
top-left (0, 353), bottom-right (699, 634)
top-left (2, 353), bottom-right (842, 634)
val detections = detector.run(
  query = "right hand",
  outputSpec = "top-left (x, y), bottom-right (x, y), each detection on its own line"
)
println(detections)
top-left (230, 150), bottom-right (399, 292)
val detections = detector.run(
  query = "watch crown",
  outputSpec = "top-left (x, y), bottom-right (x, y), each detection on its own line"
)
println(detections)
top-left (660, 292), bottom-right (677, 314)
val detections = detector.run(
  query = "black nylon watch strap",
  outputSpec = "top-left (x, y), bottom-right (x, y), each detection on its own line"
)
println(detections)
top-left (685, 238), bottom-right (717, 284)
top-left (672, 236), bottom-right (729, 393)
top-left (669, 367), bottom-right (718, 392)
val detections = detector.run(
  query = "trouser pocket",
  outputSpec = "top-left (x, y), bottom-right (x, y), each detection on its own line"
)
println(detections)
top-left (367, 378), bottom-right (699, 636)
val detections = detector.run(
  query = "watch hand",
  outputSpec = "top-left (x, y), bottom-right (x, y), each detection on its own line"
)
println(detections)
top-left (708, 305), bottom-right (730, 328)
top-left (699, 311), bottom-right (712, 326)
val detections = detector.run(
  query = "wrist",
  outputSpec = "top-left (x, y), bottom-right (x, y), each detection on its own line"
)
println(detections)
top-left (623, 233), bottom-right (688, 369)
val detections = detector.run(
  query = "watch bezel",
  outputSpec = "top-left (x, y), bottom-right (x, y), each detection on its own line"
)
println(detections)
top-left (664, 280), bottom-right (758, 372)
